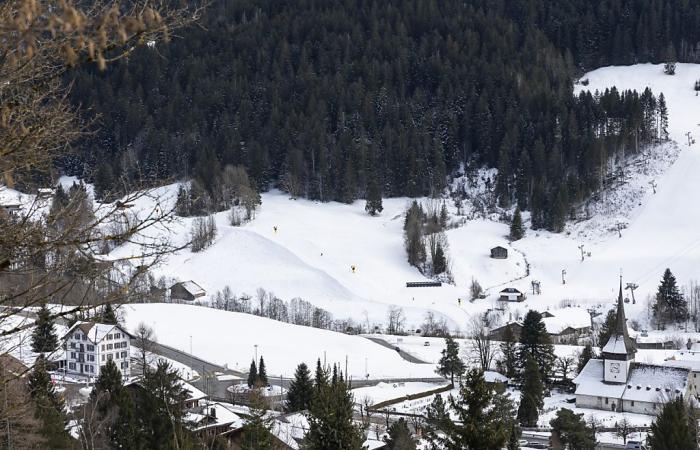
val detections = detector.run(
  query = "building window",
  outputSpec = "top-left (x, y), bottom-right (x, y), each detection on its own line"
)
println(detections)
top-left (70, 342), bottom-right (76, 349)
top-left (82, 334), bottom-right (87, 340)
top-left (121, 351), bottom-right (127, 358)
top-left (605, 398), bottom-right (609, 405)
top-left (101, 344), bottom-right (105, 351)
top-left (114, 333), bottom-right (121, 339)
top-left (74, 333), bottom-right (80, 339)
top-left (87, 345), bottom-right (94, 351)
top-left (107, 354), bottom-right (113, 361)
top-left (122, 342), bottom-right (128, 348)
top-left (70, 352), bottom-right (76, 359)
top-left (107, 344), bottom-right (113, 350)
top-left (88, 355), bottom-right (95, 362)
top-left (631, 401), bottom-right (635, 407)
top-left (101, 355), bottom-right (105, 362)
top-left (68, 362), bottom-right (76, 370)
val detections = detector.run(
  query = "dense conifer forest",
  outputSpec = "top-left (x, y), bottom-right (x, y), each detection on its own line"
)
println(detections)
top-left (68, 0), bottom-right (700, 230)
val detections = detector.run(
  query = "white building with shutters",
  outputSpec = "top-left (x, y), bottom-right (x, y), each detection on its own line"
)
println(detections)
top-left (62, 322), bottom-right (132, 379)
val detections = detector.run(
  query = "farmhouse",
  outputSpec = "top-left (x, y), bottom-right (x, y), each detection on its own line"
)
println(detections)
top-left (541, 307), bottom-right (592, 344)
top-left (0, 203), bottom-right (21, 216)
top-left (574, 281), bottom-right (691, 414)
top-left (498, 287), bottom-right (524, 302)
top-left (664, 350), bottom-right (700, 398)
top-left (63, 321), bottom-right (132, 378)
top-left (488, 322), bottom-right (523, 341)
top-left (170, 281), bottom-right (207, 302)
top-left (490, 246), bottom-right (508, 259)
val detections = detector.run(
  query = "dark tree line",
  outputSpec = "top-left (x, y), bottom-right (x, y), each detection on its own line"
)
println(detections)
top-left (67, 0), bottom-right (690, 231)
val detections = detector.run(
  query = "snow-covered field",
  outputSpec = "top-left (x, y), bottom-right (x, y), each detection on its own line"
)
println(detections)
top-left (121, 303), bottom-right (437, 379)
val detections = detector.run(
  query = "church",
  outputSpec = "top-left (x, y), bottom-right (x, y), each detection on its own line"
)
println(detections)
top-left (573, 279), bottom-right (691, 415)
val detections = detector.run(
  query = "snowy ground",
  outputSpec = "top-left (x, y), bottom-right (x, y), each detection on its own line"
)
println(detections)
top-left (121, 303), bottom-right (437, 379)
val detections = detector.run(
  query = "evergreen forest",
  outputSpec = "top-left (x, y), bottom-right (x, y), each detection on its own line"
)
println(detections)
top-left (68, 0), bottom-right (700, 230)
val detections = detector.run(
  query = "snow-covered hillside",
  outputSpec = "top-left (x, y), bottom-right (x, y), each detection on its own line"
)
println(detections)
top-left (110, 65), bottom-right (700, 331)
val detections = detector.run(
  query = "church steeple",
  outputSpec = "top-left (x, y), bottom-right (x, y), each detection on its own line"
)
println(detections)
top-left (603, 276), bottom-right (636, 360)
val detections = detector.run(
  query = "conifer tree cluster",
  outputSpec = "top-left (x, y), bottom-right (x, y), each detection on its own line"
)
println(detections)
top-left (404, 200), bottom-right (451, 277)
top-left (247, 356), bottom-right (269, 388)
top-left (65, 0), bottom-right (700, 232)
top-left (303, 361), bottom-right (364, 450)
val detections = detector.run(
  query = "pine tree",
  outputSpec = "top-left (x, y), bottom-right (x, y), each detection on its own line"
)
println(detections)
top-left (436, 335), bottom-right (466, 386)
top-left (577, 343), bottom-right (595, 373)
top-left (509, 207), bottom-right (524, 240)
top-left (653, 268), bottom-right (688, 325)
top-left (304, 365), bottom-right (363, 450)
top-left (247, 359), bottom-right (258, 388)
top-left (518, 310), bottom-right (556, 383)
top-left (102, 302), bottom-right (118, 325)
top-left (439, 202), bottom-right (449, 229)
top-left (507, 423), bottom-right (521, 450)
top-left (550, 409), bottom-right (596, 450)
top-left (31, 304), bottom-right (59, 354)
top-left (427, 369), bottom-right (513, 450)
top-left (91, 359), bottom-right (142, 449)
top-left (499, 325), bottom-right (518, 379)
top-left (433, 242), bottom-right (447, 275)
top-left (27, 356), bottom-right (73, 448)
top-left (364, 171), bottom-right (383, 216)
top-left (286, 362), bottom-right (313, 412)
top-left (648, 396), bottom-right (697, 450)
top-left (314, 358), bottom-right (328, 391)
top-left (597, 308), bottom-right (617, 350)
top-left (658, 93), bottom-right (669, 140)
top-left (240, 390), bottom-right (274, 450)
top-left (384, 418), bottom-right (416, 450)
top-left (258, 356), bottom-right (268, 386)
top-left (517, 355), bottom-right (545, 427)
top-left (424, 393), bottom-right (450, 445)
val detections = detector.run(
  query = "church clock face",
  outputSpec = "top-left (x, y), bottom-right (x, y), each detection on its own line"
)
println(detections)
top-left (610, 362), bottom-right (620, 373)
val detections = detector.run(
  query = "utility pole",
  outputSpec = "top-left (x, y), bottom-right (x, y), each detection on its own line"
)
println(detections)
top-left (578, 244), bottom-right (585, 262)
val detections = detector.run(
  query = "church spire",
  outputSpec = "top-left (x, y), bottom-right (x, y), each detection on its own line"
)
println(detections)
top-left (603, 275), bottom-right (636, 359)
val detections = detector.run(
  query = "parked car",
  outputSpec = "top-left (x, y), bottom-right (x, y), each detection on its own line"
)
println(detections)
top-left (626, 441), bottom-right (647, 450)
top-left (424, 341), bottom-right (430, 346)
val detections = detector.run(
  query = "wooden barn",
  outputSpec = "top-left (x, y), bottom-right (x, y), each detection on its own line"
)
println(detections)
top-left (490, 246), bottom-right (508, 259)
top-left (170, 281), bottom-right (206, 302)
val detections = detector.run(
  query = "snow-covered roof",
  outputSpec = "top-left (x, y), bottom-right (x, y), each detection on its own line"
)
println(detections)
top-left (499, 288), bottom-right (521, 294)
top-left (622, 364), bottom-right (689, 403)
top-left (602, 335), bottom-right (629, 354)
top-left (573, 359), bottom-right (626, 398)
top-left (174, 281), bottom-right (206, 297)
top-left (664, 351), bottom-right (700, 372)
top-left (484, 370), bottom-right (508, 384)
top-left (180, 380), bottom-right (207, 402)
top-left (271, 412), bottom-right (309, 449)
top-left (64, 322), bottom-right (130, 344)
top-left (363, 439), bottom-right (387, 450)
top-left (541, 307), bottom-right (591, 334)
top-left (574, 359), bottom-right (690, 404)
top-left (190, 402), bottom-right (244, 432)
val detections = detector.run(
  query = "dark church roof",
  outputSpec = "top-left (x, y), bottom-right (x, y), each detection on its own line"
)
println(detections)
top-left (602, 278), bottom-right (637, 360)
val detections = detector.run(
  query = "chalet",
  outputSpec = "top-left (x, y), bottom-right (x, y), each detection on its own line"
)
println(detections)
top-left (541, 307), bottom-right (592, 345)
top-left (62, 321), bottom-right (132, 378)
top-left (185, 401), bottom-right (245, 438)
top-left (170, 281), bottom-right (206, 302)
top-left (664, 348), bottom-right (700, 398)
top-left (0, 203), bottom-right (21, 216)
top-left (490, 246), bottom-right (508, 259)
top-left (488, 322), bottom-right (523, 341)
top-left (498, 287), bottom-right (524, 302)
top-left (574, 280), bottom-right (691, 414)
